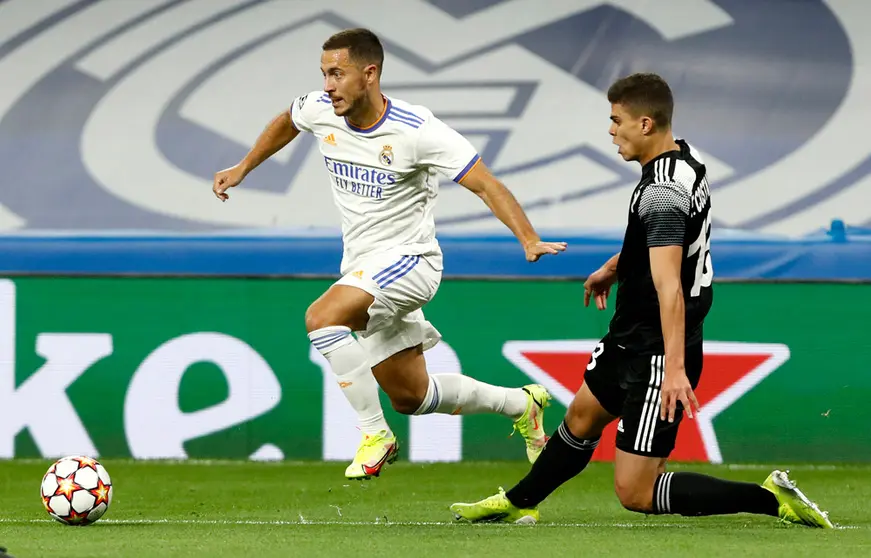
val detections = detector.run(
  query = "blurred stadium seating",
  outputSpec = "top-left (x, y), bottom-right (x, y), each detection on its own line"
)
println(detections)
top-left (1, 0), bottom-right (870, 279)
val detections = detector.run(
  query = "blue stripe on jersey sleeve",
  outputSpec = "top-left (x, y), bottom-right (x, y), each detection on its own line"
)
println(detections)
top-left (387, 114), bottom-right (422, 128)
top-left (453, 154), bottom-right (482, 183)
top-left (389, 105), bottom-right (424, 124)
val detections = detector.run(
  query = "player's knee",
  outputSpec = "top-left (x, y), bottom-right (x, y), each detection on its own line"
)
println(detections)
top-left (564, 393), bottom-right (612, 438)
top-left (305, 301), bottom-right (346, 333)
top-left (305, 290), bottom-right (372, 333)
top-left (305, 302), bottom-right (327, 333)
top-left (614, 478), bottom-right (654, 513)
top-left (564, 408), bottom-right (596, 438)
top-left (389, 391), bottom-right (425, 415)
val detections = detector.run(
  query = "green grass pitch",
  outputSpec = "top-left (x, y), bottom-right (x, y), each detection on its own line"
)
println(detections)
top-left (1, 460), bottom-right (869, 557)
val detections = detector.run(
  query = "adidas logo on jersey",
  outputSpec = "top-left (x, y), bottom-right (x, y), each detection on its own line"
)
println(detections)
top-left (323, 133), bottom-right (336, 146)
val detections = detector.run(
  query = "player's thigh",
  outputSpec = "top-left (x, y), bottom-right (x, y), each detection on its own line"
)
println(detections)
top-left (615, 344), bottom-right (704, 460)
top-left (304, 284), bottom-right (374, 332)
top-left (571, 334), bottom-right (624, 437)
top-left (566, 383), bottom-right (619, 439)
top-left (336, 252), bottom-right (441, 337)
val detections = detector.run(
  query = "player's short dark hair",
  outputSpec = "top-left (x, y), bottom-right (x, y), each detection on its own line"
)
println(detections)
top-left (607, 73), bottom-right (674, 128)
top-left (322, 28), bottom-right (384, 72)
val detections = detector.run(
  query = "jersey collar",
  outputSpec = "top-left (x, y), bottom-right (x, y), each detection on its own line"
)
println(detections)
top-left (345, 96), bottom-right (391, 134)
top-left (641, 139), bottom-right (685, 174)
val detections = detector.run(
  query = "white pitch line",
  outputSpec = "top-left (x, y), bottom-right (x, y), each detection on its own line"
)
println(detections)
top-left (0, 518), bottom-right (857, 529)
top-left (1, 518), bottom-right (858, 530)
top-left (0, 518), bottom-right (691, 528)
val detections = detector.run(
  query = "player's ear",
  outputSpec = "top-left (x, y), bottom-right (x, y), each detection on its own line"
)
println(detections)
top-left (364, 63), bottom-right (379, 84)
top-left (640, 116), bottom-right (655, 135)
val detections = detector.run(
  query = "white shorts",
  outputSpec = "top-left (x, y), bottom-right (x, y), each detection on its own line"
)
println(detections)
top-left (335, 250), bottom-right (443, 366)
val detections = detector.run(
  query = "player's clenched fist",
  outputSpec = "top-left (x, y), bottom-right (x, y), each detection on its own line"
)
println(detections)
top-left (213, 164), bottom-right (247, 201)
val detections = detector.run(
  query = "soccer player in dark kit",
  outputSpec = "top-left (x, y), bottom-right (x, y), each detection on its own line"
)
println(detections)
top-left (449, 73), bottom-right (833, 529)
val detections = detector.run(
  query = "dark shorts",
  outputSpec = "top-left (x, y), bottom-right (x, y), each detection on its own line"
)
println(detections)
top-left (583, 333), bottom-right (703, 458)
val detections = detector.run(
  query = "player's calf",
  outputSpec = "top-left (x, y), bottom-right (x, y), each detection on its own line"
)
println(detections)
top-left (615, 468), bottom-right (783, 519)
top-left (614, 450), bottom-right (780, 518)
top-left (390, 393), bottom-right (426, 415)
top-left (649, 471), bottom-right (782, 518)
top-left (374, 346), bottom-right (529, 418)
top-left (504, 383), bottom-right (615, 506)
top-left (506, 420), bottom-right (602, 508)
top-left (372, 345), bottom-right (430, 415)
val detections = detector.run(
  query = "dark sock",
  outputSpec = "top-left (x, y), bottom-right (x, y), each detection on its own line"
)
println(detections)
top-left (653, 472), bottom-right (779, 516)
top-left (506, 420), bottom-right (599, 508)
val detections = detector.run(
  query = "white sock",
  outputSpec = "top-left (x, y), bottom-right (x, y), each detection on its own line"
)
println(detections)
top-left (413, 374), bottom-right (528, 419)
top-left (309, 326), bottom-right (391, 436)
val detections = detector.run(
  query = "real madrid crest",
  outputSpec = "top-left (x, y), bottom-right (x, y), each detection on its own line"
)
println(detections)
top-left (379, 145), bottom-right (394, 166)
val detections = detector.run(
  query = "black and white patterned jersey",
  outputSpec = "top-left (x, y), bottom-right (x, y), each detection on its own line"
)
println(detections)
top-left (608, 139), bottom-right (714, 355)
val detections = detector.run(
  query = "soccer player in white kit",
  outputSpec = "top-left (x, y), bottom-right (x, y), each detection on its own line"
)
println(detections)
top-left (213, 28), bottom-right (567, 480)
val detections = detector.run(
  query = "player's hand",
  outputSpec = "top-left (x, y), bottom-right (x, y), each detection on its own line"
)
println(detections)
top-left (661, 368), bottom-right (700, 423)
top-left (213, 164), bottom-right (247, 201)
top-left (583, 266), bottom-right (617, 310)
top-left (524, 240), bottom-right (567, 262)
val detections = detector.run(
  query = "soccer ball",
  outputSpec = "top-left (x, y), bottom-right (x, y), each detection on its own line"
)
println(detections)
top-left (40, 455), bottom-right (113, 526)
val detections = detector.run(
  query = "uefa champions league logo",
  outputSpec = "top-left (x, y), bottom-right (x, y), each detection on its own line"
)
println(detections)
top-left (0, 0), bottom-right (865, 236)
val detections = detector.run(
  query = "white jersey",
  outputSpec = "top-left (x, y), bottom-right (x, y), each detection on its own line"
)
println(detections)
top-left (290, 91), bottom-right (479, 274)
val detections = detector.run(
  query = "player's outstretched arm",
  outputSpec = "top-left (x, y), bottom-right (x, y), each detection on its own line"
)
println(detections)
top-left (212, 111), bottom-right (300, 201)
top-left (650, 246), bottom-right (699, 422)
top-left (458, 162), bottom-right (567, 262)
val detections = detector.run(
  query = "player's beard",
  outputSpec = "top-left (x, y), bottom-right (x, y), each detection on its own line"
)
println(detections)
top-left (343, 91), bottom-right (368, 119)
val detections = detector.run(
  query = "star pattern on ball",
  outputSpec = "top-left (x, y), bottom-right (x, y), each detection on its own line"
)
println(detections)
top-left (75, 456), bottom-right (99, 471)
top-left (54, 476), bottom-right (80, 501)
top-left (90, 479), bottom-right (111, 507)
top-left (66, 508), bottom-right (90, 525)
